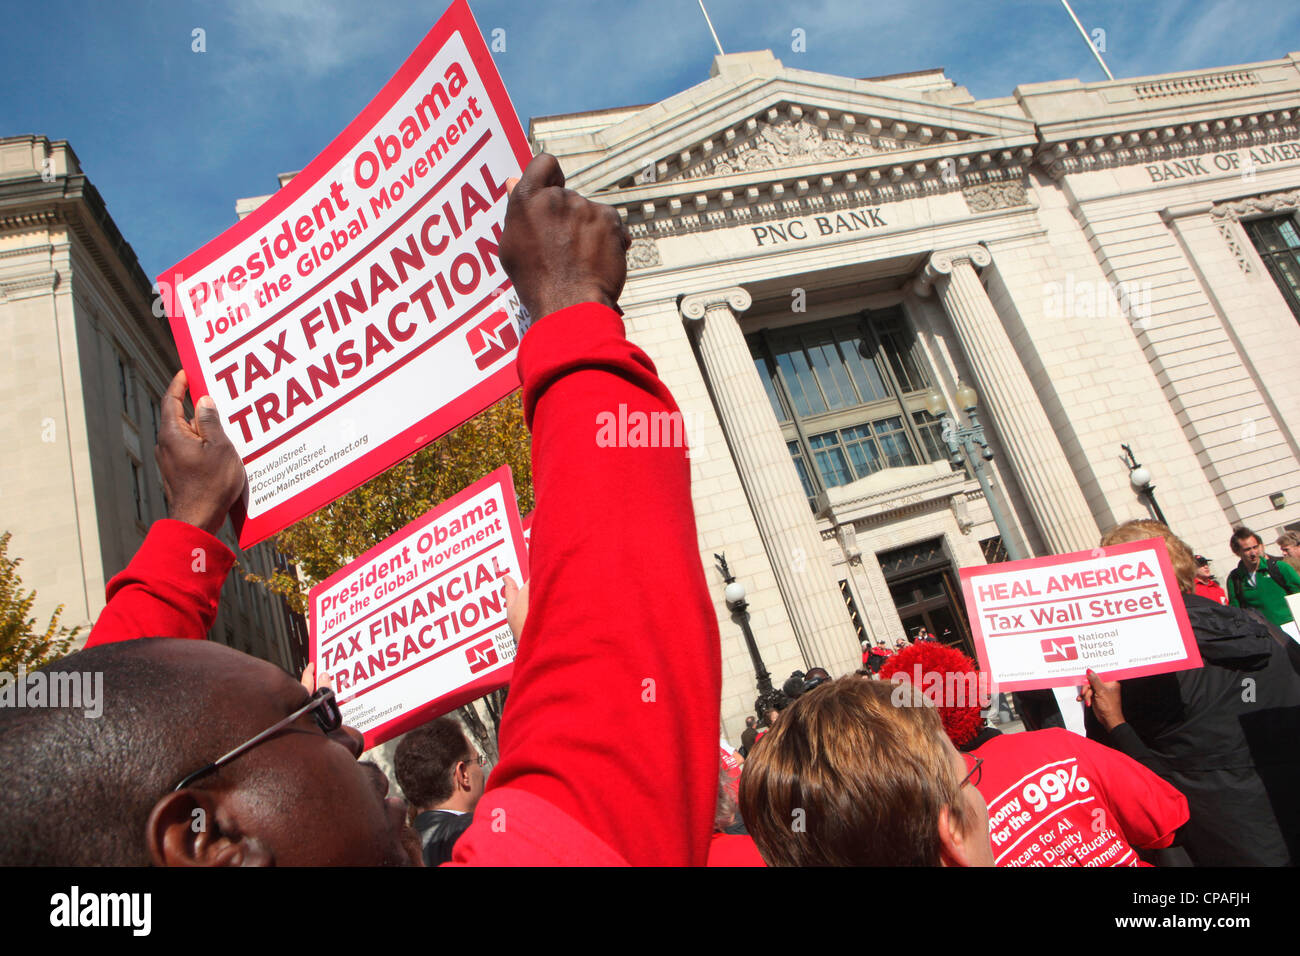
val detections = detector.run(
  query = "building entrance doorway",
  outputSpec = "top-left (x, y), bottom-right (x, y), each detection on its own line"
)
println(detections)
top-left (878, 538), bottom-right (974, 658)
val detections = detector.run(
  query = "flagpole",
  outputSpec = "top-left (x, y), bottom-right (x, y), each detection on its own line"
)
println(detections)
top-left (698, 0), bottom-right (725, 56)
top-left (1060, 0), bottom-right (1114, 81)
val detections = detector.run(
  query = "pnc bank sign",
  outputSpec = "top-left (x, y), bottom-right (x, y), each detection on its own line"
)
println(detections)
top-left (749, 204), bottom-right (889, 247)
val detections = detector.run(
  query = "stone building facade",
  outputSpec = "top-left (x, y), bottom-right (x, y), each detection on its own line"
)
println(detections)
top-left (530, 50), bottom-right (1300, 741)
top-left (0, 135), bottom-right (305, 670)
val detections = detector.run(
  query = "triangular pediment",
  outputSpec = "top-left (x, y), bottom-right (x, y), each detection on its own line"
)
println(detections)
top-left (542, 55), bottom-right (1038, 196)
top-left (613, 101), bottom-right (992, 189)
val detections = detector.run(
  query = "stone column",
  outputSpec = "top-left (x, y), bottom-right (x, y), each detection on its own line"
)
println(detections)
top-left (915, 246), bottom-right (1099, 554)
top-left (681, 287), bottom-right (861, 675)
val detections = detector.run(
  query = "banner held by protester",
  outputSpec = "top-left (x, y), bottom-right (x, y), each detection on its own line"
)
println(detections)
top-left (308, 466), bottom-right (527, 749)
top-left (961, 538), bottom-right (1201, 692)
top-left (156, 0), bottom-right (532, 547)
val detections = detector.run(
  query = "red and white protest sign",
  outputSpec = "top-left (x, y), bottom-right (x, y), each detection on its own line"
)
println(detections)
top-left (156, 0), bottom-right (532, 547)
top-left (308, 466), bottom-right (526, 749)
top-left (961, 539), bottom-right (1201, 692)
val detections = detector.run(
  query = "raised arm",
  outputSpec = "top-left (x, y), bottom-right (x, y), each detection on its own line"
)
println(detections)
top-left (86, 370), bottom-right (245, 647)
top-left (453, 155), bottom-right (721, 866)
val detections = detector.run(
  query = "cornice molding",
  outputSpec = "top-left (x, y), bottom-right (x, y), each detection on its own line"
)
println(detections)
top-left (0, 270), bottom-right (59, 301)
top-left (0, 242), bottom-right (54, 260)
top-left (1131, 70), bottom-right (1262, 102)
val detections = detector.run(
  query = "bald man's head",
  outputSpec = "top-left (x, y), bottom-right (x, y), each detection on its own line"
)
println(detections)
top-left (0, 639), bottom-right (413, 866)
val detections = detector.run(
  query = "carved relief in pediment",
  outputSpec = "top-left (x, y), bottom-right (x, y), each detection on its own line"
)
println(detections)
top-left (620, 102), bottom-right (985, 188)
top-left (695, 119), bottom-right (883, 177)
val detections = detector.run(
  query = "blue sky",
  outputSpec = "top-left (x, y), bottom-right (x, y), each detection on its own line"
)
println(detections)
top-left (2, 0), bottom-right (1297, 280)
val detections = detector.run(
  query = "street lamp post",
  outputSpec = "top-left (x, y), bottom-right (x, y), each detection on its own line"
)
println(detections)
top-left (1121, 444), bottom-right (1169, 526)
top-left (924, 384), bottom-right (1027, 562)
top-left (714, 553), bottom-right (779, 716)
top-left (925, 383), bottom-right (1023, 727)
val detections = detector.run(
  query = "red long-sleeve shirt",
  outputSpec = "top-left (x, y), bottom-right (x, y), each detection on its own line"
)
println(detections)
top-left (452, 302), bottom-right (721, 866)
top-left (86, 519), bottom-right (234, 647)
top-left (85, 301), bottom-right (721, 867)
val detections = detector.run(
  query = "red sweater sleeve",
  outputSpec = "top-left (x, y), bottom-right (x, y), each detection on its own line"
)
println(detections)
top-left (453, 302), bottom-right (721, 867)
top-left (86, 519), bottom-right (235, 647)
top-left (1066, 729), bottom-right (1189, 850)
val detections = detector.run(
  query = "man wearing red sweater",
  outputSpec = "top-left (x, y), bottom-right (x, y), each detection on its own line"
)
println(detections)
top-left (1, 154), bottom-right (720, 867)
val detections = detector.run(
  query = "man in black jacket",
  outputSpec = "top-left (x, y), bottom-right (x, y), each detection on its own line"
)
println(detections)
top-left (1082, 520), bottom-right (1300, 866)
top-left (394, 717), bottom-right (486, 866)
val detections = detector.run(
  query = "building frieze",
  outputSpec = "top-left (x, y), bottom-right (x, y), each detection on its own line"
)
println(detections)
top-left (961, 181), bottom-right (1030, 212)
top-left (1036, 109), bottom-right (1298, 180)
top-left (618, 159), bottom-right (1033, 247)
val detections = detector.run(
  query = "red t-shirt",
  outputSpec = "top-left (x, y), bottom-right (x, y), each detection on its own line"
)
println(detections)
top-left (974, 729), bottom-right (1187, 868)
top-left (1194, 578), bottom-right (1228, 605)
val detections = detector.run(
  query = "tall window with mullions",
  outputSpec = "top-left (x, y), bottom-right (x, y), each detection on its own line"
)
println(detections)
top-left (750, 307), bottom-right (954, 510)
top-left (1242, 213), bottom-right (1300, 323)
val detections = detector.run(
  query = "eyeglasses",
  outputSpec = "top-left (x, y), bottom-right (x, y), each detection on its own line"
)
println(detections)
top-left (464, 752), bottom-right (487, 767)
top-left (171, 687), bottom-right (343, 792)
top-left (958, 753), bottom-right (983, 789)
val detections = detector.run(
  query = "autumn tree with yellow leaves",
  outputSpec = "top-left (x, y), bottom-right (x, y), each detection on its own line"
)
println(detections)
top-left (246, 392), bottom-right (533, 755)
top-left (0, 531), bottom-right (79, 674)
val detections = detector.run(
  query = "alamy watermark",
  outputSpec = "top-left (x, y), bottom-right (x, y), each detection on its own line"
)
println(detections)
top-left (889, 664), bottom-right (996, 712)
top-left (595, 403), bottom-right (700, 458)
top-left (0, 665), bottom-right (102, 718)
top-left (1042, 276), bottom-right (1153, 330)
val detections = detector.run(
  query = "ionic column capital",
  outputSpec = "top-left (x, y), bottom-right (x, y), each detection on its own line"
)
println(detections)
top-left (913, 245), bottom-right (992, 296)
top-left (680, 287), bottom-right (752, 323)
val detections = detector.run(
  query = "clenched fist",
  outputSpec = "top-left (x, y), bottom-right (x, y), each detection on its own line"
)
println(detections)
top-left (155, 370), bottom-right (248, 536)
top-left (499, 153), bottom-right (630, 323)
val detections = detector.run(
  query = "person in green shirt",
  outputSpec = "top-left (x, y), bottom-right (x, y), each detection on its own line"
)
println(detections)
top-left (1227, 526), bottom-right (1300, 628)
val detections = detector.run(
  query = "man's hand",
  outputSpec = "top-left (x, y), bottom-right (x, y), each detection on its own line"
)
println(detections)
top-left (499, 153), bottom-right (630, 323)
top-left (299, 662), bottom-right (333, 694)
top-left (156, 370), bottom-right (247, 536)
top-left (503, 575), bottom-right (529, 642)
top-left (1078, 669), bottom-right (1125, 731)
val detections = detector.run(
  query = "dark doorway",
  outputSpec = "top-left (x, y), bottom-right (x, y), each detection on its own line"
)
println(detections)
top-left (878, 538), bottom-right (974, 658)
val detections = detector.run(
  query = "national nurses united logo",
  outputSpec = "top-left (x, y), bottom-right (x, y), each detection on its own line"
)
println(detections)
top-left (1041, 636), bottom-right (1079, 663)
top-left (466, 309), bottom-right (518, 370)
top-left (466, 638), bottom-right (499, 673)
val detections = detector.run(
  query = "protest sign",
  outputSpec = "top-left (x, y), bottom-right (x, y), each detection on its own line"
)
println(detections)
top-left (961, 539), bottom-right (1201, 692)
top-left (156, 0), bottom-right (532, 547)
top-left (521, 510), bottom-right (533, 555)
top-left (308, 466), bottom-right (527, 749)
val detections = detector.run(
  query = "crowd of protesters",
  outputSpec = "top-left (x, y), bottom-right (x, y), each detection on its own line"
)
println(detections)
top-left (1, 152), bottom-right (1299, 867)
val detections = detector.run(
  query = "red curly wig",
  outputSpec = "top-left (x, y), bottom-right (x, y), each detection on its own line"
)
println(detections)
top-left (877, 642), bottom-right (986, 748)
